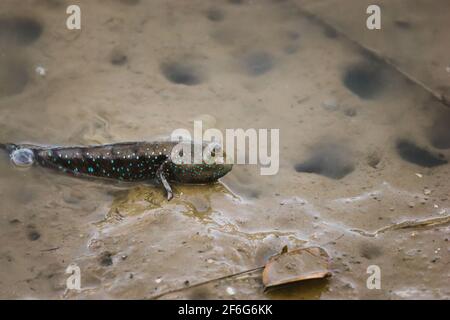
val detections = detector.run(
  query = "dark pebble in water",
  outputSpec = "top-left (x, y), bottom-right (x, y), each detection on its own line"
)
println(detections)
top-left (396, 139), bottom-right (447, 167)
top-left (323, 25), bottom-right (338, 38)
top-left (161, 62), bottom-right (203, 85)
top-left (99, 251), bottom-right (113, 266)
top-left (342, 63), bottom-right (384, 99)
top-left (367, 151), bottom-right (381, 168)
top-left (295, 144), bottom-right (354, 179)
top-left (360, 243), bottom-right (382, 260)
top-left (344, 108), bottom-right (357, 117)
top-left (0, 60), bottom-right (29, 97)
top-left (0, 17), bottom-right (43, 45)
top-left (428, 111), bottom-right (450, 149)
top-left (243, 52), bottom-right (274, 76)
top-left (394, 20), bottom-right (412, 29)
top-left (206, 8), bottom-right (225, 22)
top-left (110, 49), bottom-right (127, 66)
top-left (27, 230), bottom-right (41, 241)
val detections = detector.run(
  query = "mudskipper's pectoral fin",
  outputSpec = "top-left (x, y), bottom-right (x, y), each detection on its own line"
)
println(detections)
top-left (156, 163), bottom-right (173, 201)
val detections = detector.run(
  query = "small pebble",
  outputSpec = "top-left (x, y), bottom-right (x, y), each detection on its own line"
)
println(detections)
top-left (35, 65), bottom-right (46, 76)
top-left (27, 230), bottom-right (41, 241)
top-left (99, 251), bottom-right (113, 266)
top-left (110, 49), bottom-right (127, 66)
top-left (226, 287), bottom-right (236, 295)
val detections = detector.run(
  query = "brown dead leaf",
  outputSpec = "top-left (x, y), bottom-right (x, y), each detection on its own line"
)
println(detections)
top-left (262, 246), bottom-right (331, 289)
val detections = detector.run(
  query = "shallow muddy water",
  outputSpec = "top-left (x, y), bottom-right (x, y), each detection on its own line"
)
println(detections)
top-left (0, 0), bottom-right (449, 299)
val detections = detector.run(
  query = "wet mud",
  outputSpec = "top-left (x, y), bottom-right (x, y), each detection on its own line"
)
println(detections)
top-left (0, 0), bottom-right (449, 300)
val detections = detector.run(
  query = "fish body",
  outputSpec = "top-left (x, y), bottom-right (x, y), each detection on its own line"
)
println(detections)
top-left (1, 141), bottom-right (232, 200)
top-left (34, 141), bottom-right (175, 181)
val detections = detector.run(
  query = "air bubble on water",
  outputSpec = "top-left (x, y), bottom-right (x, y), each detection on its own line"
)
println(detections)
top-left (10, 148), bottom-right (35, 167)
top-left (35, 65), bottom-right (46, 76)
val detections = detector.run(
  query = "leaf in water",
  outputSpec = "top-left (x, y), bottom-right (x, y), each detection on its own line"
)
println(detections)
top-left (262, 246), bottom-right (331, 289)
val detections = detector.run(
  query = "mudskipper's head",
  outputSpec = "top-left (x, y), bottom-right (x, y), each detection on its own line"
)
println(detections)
top-left (168, 141), bottom-right (232, 183)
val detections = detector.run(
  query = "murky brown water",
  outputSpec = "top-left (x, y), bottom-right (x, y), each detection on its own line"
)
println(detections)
top-left (0, 0), bottom-right (449, 299)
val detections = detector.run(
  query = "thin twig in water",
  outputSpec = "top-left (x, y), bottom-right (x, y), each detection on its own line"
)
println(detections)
top-left (40, 247), bottom-right (60, 252)
top-left (351, 215), bottom-right (450, 237)
top-left (148, 266), bottom-right (264, 300)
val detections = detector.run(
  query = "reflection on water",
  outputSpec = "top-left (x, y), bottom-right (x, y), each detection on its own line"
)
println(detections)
top-left (0, 0), bottom-right (449, 299)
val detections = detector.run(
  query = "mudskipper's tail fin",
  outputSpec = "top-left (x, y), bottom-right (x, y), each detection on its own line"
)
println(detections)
top-left (1, 144), bottom-right (35, 167)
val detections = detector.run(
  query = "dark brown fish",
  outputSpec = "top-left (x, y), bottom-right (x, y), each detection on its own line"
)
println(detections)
top-left (1, 141), bottom-right (232, 200)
